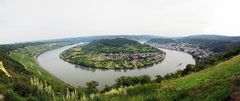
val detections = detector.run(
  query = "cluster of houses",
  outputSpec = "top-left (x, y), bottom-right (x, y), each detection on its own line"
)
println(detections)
top-left (148, 42), bottom-right (213, 60)
top-left (96, 51), bottom-right (165, 63)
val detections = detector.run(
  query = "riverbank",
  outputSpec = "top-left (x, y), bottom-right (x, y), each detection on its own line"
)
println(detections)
top-left (35, 53), bottom-right (71, 86)
top-left (34, 43), bottom-right (77, 86)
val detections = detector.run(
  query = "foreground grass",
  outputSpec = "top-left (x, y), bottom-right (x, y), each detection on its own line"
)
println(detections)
top-left (94, 55), bottom-right (240, 101)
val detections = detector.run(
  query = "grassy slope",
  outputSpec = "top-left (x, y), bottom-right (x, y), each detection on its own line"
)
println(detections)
top-left (10, 53), bottom-right (67, 87)
top-left (95, 55), bottom-right (240, 101)
top-left (5, 43), bottom-right (86, 101)
top-left (9, 43), bottom-right (71, 88)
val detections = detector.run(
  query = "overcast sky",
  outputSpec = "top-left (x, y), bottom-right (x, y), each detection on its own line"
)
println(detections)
top-left (1, 0), bottom-right (240, 44)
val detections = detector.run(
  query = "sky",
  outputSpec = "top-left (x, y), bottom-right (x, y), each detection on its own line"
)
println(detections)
top-left (0, 0), bottom-right (240, 44)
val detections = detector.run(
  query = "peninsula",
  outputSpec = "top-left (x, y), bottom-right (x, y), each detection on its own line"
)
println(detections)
top-left (60, 38), bottom-right (165, 69)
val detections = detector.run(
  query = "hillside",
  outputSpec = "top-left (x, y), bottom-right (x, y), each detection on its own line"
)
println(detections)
top-left (0, 42), bottom-right (86, 101)
top-left (60, 38), bottom-right (165, 69)
top-left (91, 54), bottom-right (240, 101)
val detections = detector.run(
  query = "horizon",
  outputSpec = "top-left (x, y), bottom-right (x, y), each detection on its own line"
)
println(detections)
top-left (1, 0), bottom-right (240, 44)
top-left (2, 34), bottom-right (239, 45)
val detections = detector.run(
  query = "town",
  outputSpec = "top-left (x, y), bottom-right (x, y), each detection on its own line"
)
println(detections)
top-left (94, 51), bottom-right (166, 64)
top-left (147, 42), bottom-right (214, 60)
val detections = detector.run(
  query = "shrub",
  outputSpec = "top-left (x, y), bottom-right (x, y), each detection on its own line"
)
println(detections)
top-left (86, 81), bottom-right (99, 94)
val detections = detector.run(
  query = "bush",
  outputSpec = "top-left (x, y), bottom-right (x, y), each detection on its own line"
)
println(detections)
top-left (155, 75), bottom-right (163, 83)
top-left (115, 75), bottom-right (151, 87)
top-left (86, 81), bottom-right (99, 94)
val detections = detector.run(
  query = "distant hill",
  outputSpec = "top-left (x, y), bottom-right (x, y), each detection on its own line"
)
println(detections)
top-left (47, 35), bottom-right (161, 44)
top-left (148, 37), bottom-right (176, 43)
top-left (148, 35), bottom-right (240, 43)
top-left (180, 35), bottom-right (240, 41)
top-left (147, 35), bottom-right (240, 53)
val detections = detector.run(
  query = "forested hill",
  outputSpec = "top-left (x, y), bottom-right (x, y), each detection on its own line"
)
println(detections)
top-left (81, 38), bottom-right (160, 53)
top-left (88, 38), bottom-right (141, 47)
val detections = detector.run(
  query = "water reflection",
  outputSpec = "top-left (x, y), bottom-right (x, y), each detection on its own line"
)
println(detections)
top-left (74, 63), bottom-right (163, 72)
top-left (75, 65), bottom-right (97, 72)
top-left (73, 60), bottom-right (165, 72)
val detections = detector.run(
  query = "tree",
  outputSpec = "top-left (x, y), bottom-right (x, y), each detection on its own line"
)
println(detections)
top-left (155, 75), bottom-right (163, 83)
top-left (182, 64), bottom-right (195, 75)
top-left (139, 75), bottom-right (151, 84)
top-left (86, 81), bottom-right (99, 94)
top-left (102, 85), bottom-right (112, 93)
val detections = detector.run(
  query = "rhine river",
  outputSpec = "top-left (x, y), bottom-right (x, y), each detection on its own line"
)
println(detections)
top-left (37, 44), bottom-right (195, 90)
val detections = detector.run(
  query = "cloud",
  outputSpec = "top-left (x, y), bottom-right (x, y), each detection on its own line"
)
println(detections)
top-left (0, 0), bottom-right (239, 44)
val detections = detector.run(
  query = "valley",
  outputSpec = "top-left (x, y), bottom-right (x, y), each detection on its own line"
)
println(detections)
top-left (2, 1), bottom-right (240, 100)
top-left (0, 35), bottom-right (239, 101)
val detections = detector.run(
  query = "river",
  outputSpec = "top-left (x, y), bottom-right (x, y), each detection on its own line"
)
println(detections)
top-left (37, 44), bottom-right (195, 90)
